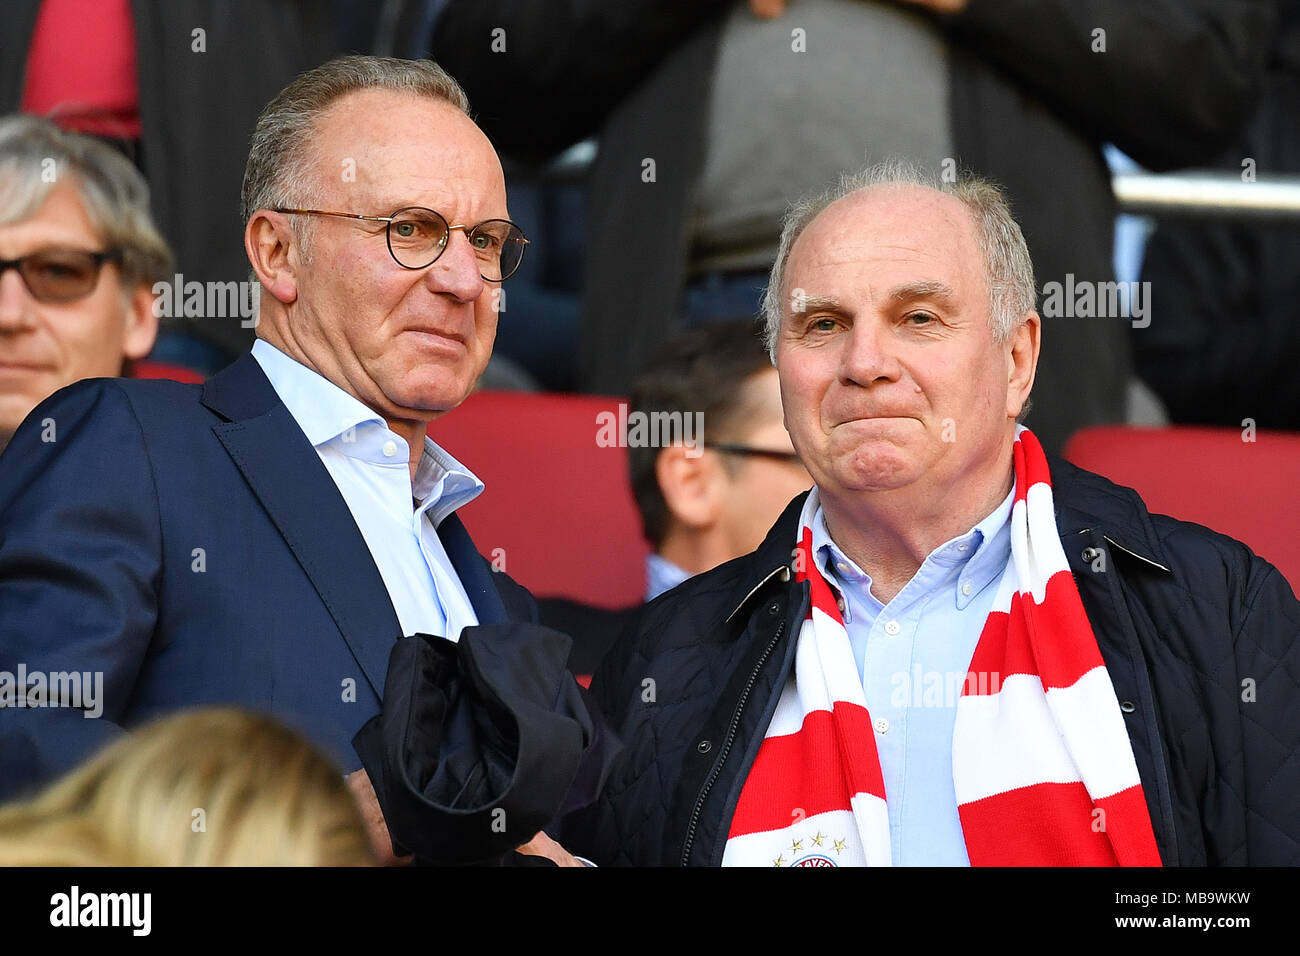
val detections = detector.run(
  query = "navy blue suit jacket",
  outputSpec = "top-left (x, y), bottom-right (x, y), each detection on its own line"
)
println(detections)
top-left (0, 353), bottom-right (537, 800)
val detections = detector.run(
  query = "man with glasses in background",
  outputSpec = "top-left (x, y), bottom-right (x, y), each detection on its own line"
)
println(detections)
top-left (0, 56), bottom-right (588, 866)
top-left (0, 115), bottom-right (171, 456)
top-left (542, 320), bottom-right (813, 676)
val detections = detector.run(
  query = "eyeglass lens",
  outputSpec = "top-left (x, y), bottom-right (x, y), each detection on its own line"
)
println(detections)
top-left (386, 207), bottom-right (526, 280)
top-left (5, 250), bottom-right (106, 303)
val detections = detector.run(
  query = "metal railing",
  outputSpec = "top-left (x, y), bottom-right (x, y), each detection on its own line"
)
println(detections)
top-left (1112, 171), bottom-right (1300, 219)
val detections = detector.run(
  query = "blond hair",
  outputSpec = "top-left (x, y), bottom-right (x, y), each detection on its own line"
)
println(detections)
top-left (0, 708), bottom-right (372, 866)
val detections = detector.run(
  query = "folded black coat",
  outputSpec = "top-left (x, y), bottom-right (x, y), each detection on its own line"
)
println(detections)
top-left (353, 624), bottom-right (622, 866)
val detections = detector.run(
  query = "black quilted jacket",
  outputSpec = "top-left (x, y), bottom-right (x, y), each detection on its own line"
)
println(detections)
top-left (561, 458), bottom-right (1300, 866)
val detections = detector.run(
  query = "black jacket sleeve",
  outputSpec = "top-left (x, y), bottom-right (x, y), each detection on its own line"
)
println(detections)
top-left (941, 0), bottom-right (1276, 169)
top-left (1230, 559), bottom-right (1300, 864)
top-left (428, 0), bottom-right (732, 158)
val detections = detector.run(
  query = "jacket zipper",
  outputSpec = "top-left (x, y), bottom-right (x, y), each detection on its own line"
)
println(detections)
top-left (679, 617), bottom-right (786, 866)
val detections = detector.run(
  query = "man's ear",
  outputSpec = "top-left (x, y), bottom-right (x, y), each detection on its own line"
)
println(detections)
top-left (1006, 311), bottom-right (1041, 420)
top-left (656, 444), bottom-right (725, 532)
top-left (245, 211), bottom-right (300, 305)
top-left (122, 283), bottom-right (161, 360)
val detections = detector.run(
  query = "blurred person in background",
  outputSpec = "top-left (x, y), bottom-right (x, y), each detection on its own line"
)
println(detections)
top-left (0, 114), bottom-right (171, 455)
top-left (430, 0), bottom-right (1276, 454)
top-left (1135, 0), bottom-right (1300, 431)
top-left (630, 319), bottom-right (812, 600)
top-left (0, 708), bottom-right (373, 866)
top-left (541, 319), bottom-right (813, 674)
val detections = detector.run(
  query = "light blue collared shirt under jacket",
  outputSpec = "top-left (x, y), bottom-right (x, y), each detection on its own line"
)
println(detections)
top-left (810, 482), bottom-right (1015, 866)
top-left (252, 338), bottom-right (484, 642)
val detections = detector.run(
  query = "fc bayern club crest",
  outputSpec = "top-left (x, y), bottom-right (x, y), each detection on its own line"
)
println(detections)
top-left (771, 831), bottom-right (849, 867)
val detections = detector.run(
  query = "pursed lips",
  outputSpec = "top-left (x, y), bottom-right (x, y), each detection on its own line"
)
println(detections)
top-left (402, 327), bottom-right (467, 348)
top-left (831, 413), bottom-right (919, 426)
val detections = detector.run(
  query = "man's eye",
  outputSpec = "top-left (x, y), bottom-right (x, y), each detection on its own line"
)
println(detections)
top-left (809, 317), bottom-right (839, 332)
top-left (906, 312), bottom-right (935, 326)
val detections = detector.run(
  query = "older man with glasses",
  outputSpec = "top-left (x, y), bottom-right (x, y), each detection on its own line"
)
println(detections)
top-left (0, 56), bottom-right (600, 866)
top-left (0, 115), bottom-right (172, 456)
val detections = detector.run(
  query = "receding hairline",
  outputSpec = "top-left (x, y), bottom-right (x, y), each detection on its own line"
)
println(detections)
top-left (779, 184), bottom-right (989, 314)
top-left (282, 87), bottom-right (495, 194)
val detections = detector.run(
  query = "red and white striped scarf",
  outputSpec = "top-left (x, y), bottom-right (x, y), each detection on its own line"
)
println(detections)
top-left (722, 427), bottom-right (1162, 867)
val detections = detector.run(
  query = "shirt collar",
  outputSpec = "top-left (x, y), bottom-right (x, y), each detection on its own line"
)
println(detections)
top-left (413, 439), bottom-right (485, 527)
top-left (645, 553), bottom-right (691, 601)
top-left (250, 338), bottom-right (484, 524)
top-left (251, 338), bottom-right (383, 446)
top-left (811, 479), bottom-right (1015, 612)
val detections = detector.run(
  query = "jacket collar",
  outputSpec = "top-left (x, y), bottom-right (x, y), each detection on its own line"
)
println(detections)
top-left (1046, 455), bottom-right (1174, 573)
top-left (726, 456), bottom-right (1174, 623)
top-left (201, 350), bottom-right (283, 422)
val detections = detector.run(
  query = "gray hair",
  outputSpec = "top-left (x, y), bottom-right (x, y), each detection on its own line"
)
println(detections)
top-left (761, 159), bottom-right (1036, 359)
top-left (240, 55), bottom-right (472, 259)
top-left (0, 115), bottom-right (173, 289)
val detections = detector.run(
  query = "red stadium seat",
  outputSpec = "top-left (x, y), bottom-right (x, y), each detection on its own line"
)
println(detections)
top-left (428, 390), bottom-right (648, 607)
top-left (1063, 425), bottom-right (1300, 592)
top-left (131, 359), bottom-right (205, 384)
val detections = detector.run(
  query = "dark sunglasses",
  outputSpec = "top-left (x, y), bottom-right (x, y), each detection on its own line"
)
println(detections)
top-left (0, 248), bottom-right (124, 303)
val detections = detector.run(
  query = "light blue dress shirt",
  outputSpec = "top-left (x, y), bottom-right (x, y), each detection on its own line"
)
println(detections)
top-left (251, 339), bottom-right (484, 642)
top-left (645, 553), bottom-right (691, 601)
top-left (810, 482), bottom-right (1014, 866)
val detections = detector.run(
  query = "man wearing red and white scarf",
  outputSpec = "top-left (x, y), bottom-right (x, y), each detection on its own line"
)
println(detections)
top-left (561, 163), bottom-right (1300, 867)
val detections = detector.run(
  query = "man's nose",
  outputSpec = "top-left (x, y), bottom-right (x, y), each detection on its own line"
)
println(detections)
top-left (839, 319), bottom-right (902, 385)
top-left (425, 228), bottom-right (486, 302)
top-left (0, 266), bottom-right (37, 332)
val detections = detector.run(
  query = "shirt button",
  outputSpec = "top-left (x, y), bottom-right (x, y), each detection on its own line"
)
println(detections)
top-left (883, 619), bottom-right (900, 636)
top-left (961, 582), bottom-right (972, 596)
top-left (836, 561), bottom-right (850, 575)
top-left (958, 545), bottom-right (968, 552)
top-left (874, 717), bottom-right (890, 734)
top-left (382, 440), bottom-right (398, 458)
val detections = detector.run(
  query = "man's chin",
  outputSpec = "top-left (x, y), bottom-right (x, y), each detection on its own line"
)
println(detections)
top-left (824, 441), bottom-right (927, 494)
top-left (391, 386), bottom-right (473, 421)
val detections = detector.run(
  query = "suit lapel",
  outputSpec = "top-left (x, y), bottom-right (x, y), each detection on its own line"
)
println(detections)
top-left (204, 354), bottom-right (400, 698)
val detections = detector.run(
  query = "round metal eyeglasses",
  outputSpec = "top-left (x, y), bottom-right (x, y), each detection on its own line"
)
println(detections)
top-left (273, 206), bottom-right (528, 281)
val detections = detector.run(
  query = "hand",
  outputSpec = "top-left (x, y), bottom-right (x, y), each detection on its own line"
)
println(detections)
top-left (516, 831), bottom-right (587, 867)
top-left (747, 0), bottom-right (786, 19)
top-left (346, 768), bottom-right (413, 866)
